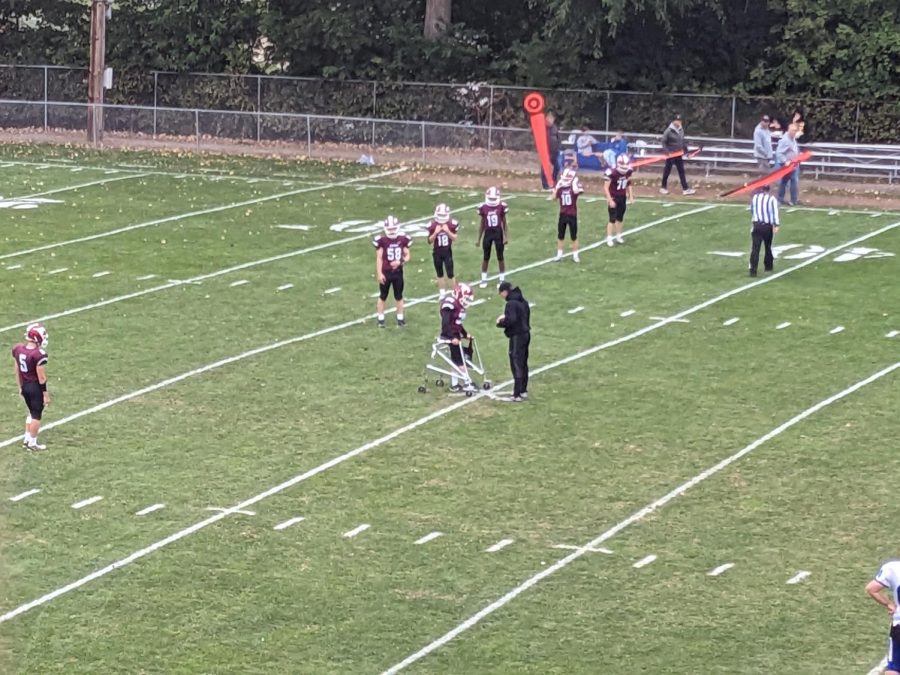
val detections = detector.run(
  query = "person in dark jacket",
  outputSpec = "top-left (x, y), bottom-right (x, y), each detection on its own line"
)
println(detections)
top-left (542, 112), bottom-right (561, 189)
top-left (496, 281), bottom-right (530, 402)
top-left (659, 114), bottom-right (695, 195)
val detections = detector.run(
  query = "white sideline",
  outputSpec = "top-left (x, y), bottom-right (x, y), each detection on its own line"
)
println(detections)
top-left (0, 203), bottom-right (708, 448)
top-left (0, 168), bottom-right (406, 262)
top-left (1, 218), bottom-right (896, 625)
top-left (0, 198), bottom-right (483, 335)
top-left (382, 360), bottom-right (900, 673)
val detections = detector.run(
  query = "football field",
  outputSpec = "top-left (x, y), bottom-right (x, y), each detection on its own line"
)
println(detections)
top-left (0, 145), bottom-right (898, 674)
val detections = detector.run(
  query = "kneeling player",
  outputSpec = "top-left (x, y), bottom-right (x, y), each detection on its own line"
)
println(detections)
top-left (476, 187), bottom-right (509, 289)
top-left (603, 154), bottom-right (635, 247)
top-left (373, 215), bottom-right (412, 328)
top-left (552, 167), bottom-right (583, 262)
top-left (12, 323), bottom-right (50, 451)
top-left (428, 203), bottom-right (459, 298)
top-left (440, 282), bottom-right (475, 392)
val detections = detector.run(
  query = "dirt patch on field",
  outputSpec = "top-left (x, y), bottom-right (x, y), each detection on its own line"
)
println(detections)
top-left (2, 126), bottom-right (899, 211)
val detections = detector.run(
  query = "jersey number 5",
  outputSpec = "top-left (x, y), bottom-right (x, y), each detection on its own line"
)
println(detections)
top-left (17, 353), bottom-right (28, 373)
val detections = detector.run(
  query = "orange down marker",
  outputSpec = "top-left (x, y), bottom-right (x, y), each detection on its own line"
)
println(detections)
top-left (524, 92), bottom-right (554, 187)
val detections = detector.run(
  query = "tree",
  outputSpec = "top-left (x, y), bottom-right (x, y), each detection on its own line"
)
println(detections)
top-left (424, 0), bottom-right (451, 38)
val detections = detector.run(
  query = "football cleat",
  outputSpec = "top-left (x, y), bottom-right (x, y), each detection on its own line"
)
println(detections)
top-left (616, 154), bottom-right (630, 171)
top-left (383, 215), bottom-right (401, 238)
top-left (455, 282), bottom-right (475, 308)
top-left (27, 441), bottom-right (46, 451)
top-left (485, 186), bottom-right (501, 206)
top-left (25, 322), bottom-right (48, 347)
top-left (558, 167), bottom-right (577, 186)
top-left (434, 203), bottom-right (451, 224)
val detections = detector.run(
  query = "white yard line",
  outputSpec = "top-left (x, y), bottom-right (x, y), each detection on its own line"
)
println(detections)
top-left (273, 517), bottom-right (305, 531)
top-left (135, 504), bottom-right (165, 516)
top-left (9, 488), bottom-right (41, 502)
top-left (786, 571), bottom-right (811, 584)
top-left (485, 539), bottom-right (514, 553)
top-left (415, 532), bottom-right (444, 545)
top-left (866, 656), bottom-right (887, 675)
top-left (0, 168), bottom-right (406, 263)
top-left (343, 524), bottom-right (371, 539)
top-left (707, 563), bottom-right (734, 577)
top-left (71, 496), bottom-right (103, 510)
top-left (17, 173), bottom-right (150, 200)
top-left (0, 198), bottom-right (482, 336)
top-left (633, 555), bottom-right (657, 569)
top-left (382, 360), bottom-right (899, 673)
top-left (1, 214), bottom-right (894, 625)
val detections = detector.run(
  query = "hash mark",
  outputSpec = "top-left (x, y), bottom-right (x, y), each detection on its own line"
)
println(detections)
top-left (343, 523), bottom-right (371, 539)
top-left (723, 317), bottom-right (740, 326)
top-left (787, 570), bottom-right (811, 584)
top-left (708, 563), bottom-right (734, 577)
top-left (776, 321), bottom-right (791, 330)
top-left (633, 554), bottom-right (657, 569)
top-left (273, 517), bottom-right (305, 531)
top-left (485, 539), bottom-right (514, 553)
top-left (135, 503), bottom-right (165, 516)
top-left (71, 496), bottom-right (103, 510)
top-left (229, 280), bottom-right (249, 287)
top-left (9, 488), bottom-right (40, 502)
top-left (414, 531), bottom-right (443, 545)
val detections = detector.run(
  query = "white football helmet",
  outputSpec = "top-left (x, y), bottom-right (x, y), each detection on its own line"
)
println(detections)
top-left (434, 203), bottom-right (451, 224)
top-left (25, 322), bottom-right (48, 347)
top-left (616, 154), bottom-right (630, 171)
top-left (383, 215), bottom-right (401, 238)
top-left (485, 186), bottom-right (501, 206)
top-left (455, 282), bottom-right (474, 308)
top-left (559, 167), bottom-right (577, 186)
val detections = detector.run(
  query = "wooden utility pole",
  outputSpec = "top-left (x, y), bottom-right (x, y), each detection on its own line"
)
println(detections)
top-left (424, 0), bottom-right (451, 38)
top-left (87, 0), bottom-right (109, 144)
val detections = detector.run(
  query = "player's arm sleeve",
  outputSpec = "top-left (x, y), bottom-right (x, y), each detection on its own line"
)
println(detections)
top-left (440, 308), bottom-right (453, 337)
top-left (772, 200), bottom-right (780, 226)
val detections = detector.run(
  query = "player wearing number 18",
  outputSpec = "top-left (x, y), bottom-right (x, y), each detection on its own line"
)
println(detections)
top-left (603, 155), bottom-right (635, 247)
top-left (373, 216), bottom-right (412, 328)
top-left (427, 203), bottom-right (459, 299)
top-left (11, 322), bottom-right (50, 451)
top-left (552, 167), bottom-right (583, 262)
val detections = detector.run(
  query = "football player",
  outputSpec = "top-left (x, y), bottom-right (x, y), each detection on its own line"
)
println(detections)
top-left (475, 187), bottom-right (509, 289)
top-left (373, 215), bottom-right (412, 328)
top-left (427, 203), bottom-right (459, 299)
top-left (551, 167), bottom-right (584, 262)
top-left (603, 154), bottom-right (635, 247)
top-left (11, 323), bottom-right (50, 451)
top-left (440, 282), bottom-right (475, 392)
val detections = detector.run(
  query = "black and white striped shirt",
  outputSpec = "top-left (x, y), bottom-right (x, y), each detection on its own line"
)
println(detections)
top-left (751, 192), bottom-right (780, 226)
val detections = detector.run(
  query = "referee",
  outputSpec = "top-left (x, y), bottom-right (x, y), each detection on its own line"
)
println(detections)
top-left (496, 281), bottom-right (530, 402)
top-left (749, 184), bottom-right (780, 277)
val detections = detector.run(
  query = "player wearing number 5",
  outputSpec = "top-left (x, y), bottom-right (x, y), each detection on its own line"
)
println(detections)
top-left (603, 155), bottom-right (635, 247)
top-left (427, 203), bottom-right (459, 299)
top-left (374, 215), bottom-right (412, 328)
top-left (11, 323), bottom-right (50, 451)
top-left (551, 167), bottom-right (583, 262)
top-left (476, 187), bottom-right (509, 289)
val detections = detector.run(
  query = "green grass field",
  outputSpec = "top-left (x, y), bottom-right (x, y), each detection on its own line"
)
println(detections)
top-left (0, 144), bottom-right (898, 674)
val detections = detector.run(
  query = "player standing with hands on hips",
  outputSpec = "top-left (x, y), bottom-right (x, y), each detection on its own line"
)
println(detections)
top-left (551, 167), bottom-right (583, 262)
top-left (866, 560), bottom-right (900, 675)
top-left (748, 184), bottom-right (780, 277)
top-left (373, 215), bottom-right (411, 328)
top-left (496, 281), bottom-right (530, 402)
top-left (12, 323), bottom-right (50, 451)
top-left (476, 187), bottom-right (509, 289)
top-left (603, 155), bottom-right (634, 247)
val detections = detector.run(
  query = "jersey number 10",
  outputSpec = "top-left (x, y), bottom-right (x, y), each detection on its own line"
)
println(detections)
top-left (560, 192), bottom-right (573, 206)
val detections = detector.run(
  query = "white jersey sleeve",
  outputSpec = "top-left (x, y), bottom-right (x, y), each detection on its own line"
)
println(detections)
top-left (875, 560), bottom-right (900, 625)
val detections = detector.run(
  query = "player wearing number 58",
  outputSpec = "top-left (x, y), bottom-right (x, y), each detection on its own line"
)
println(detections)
top-left (11, 323), bottom-right (50, 451)
top-left (373, 216), bottom-right (412, 328)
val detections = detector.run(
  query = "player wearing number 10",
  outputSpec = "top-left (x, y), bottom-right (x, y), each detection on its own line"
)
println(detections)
top-left (552, 167), bottom-right (583, 262)
top-left (11, 322), bottom-right (50, 451)
top-left (603, 154), bottom-right (635, 247)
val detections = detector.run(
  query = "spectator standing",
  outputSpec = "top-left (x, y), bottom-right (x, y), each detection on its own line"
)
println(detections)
top-left (542, 112), bottom-right (562, 189)
top-left (748, 184), bottom-right (779, 277)
top-left (775, 123), bottom-right (800, 205)
top-left (659, 114), bottom-right (695, 195)
top-left (753, 115), bottom-right (774, 174)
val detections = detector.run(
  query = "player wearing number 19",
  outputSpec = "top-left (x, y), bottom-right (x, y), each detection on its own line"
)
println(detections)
top-left (427, 203), bottom-right (459, 299)
top-left (11, 322), bottom-right (50, 451)
top-left (551, 167), bottom-right (583, 262)
top-left (603, 154), bottom-right (635, 247)
top-left (373, 216), bottom-right (412, 328)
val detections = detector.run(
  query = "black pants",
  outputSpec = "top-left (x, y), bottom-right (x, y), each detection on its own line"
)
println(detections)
top-left (749, 222), bottom-right (774, 274)
top-left (508, 333), bottom-right (530, 397)
top-left (661, 156), bottom-right (688, 190)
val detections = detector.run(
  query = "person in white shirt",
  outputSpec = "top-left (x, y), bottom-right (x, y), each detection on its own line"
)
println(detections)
top-left (866, 560), bottom-right (900, 675)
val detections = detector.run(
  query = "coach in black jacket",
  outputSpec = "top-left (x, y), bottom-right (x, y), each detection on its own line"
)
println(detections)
top-left (496, 281), bottom-right (530, 402)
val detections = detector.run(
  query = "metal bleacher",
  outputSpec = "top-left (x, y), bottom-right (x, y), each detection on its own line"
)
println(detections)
top-left (563, 131), bottom-right (900, 184)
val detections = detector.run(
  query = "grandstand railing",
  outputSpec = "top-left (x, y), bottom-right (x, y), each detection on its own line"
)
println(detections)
top-left (1, 99), bottom-right (898, 184)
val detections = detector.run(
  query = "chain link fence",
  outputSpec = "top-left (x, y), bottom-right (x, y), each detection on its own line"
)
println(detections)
top-left (2, 64), bottom-right (898, 144)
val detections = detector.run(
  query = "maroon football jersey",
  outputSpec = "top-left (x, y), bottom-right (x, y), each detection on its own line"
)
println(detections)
top-left (478, 203), bottom-right (508, 231)
top-left (427, 219), bottom-right (459, 252)
top-left (555, 182), bottom-right (583, 217)
top-left (605, 167), bottom-right (633, 198)
top-left (439, 295), bottom-right (467, 338)
top-left (12, 343), bottom-right (48, 384)
top-left (373, 234), bottom-right (412, 268)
